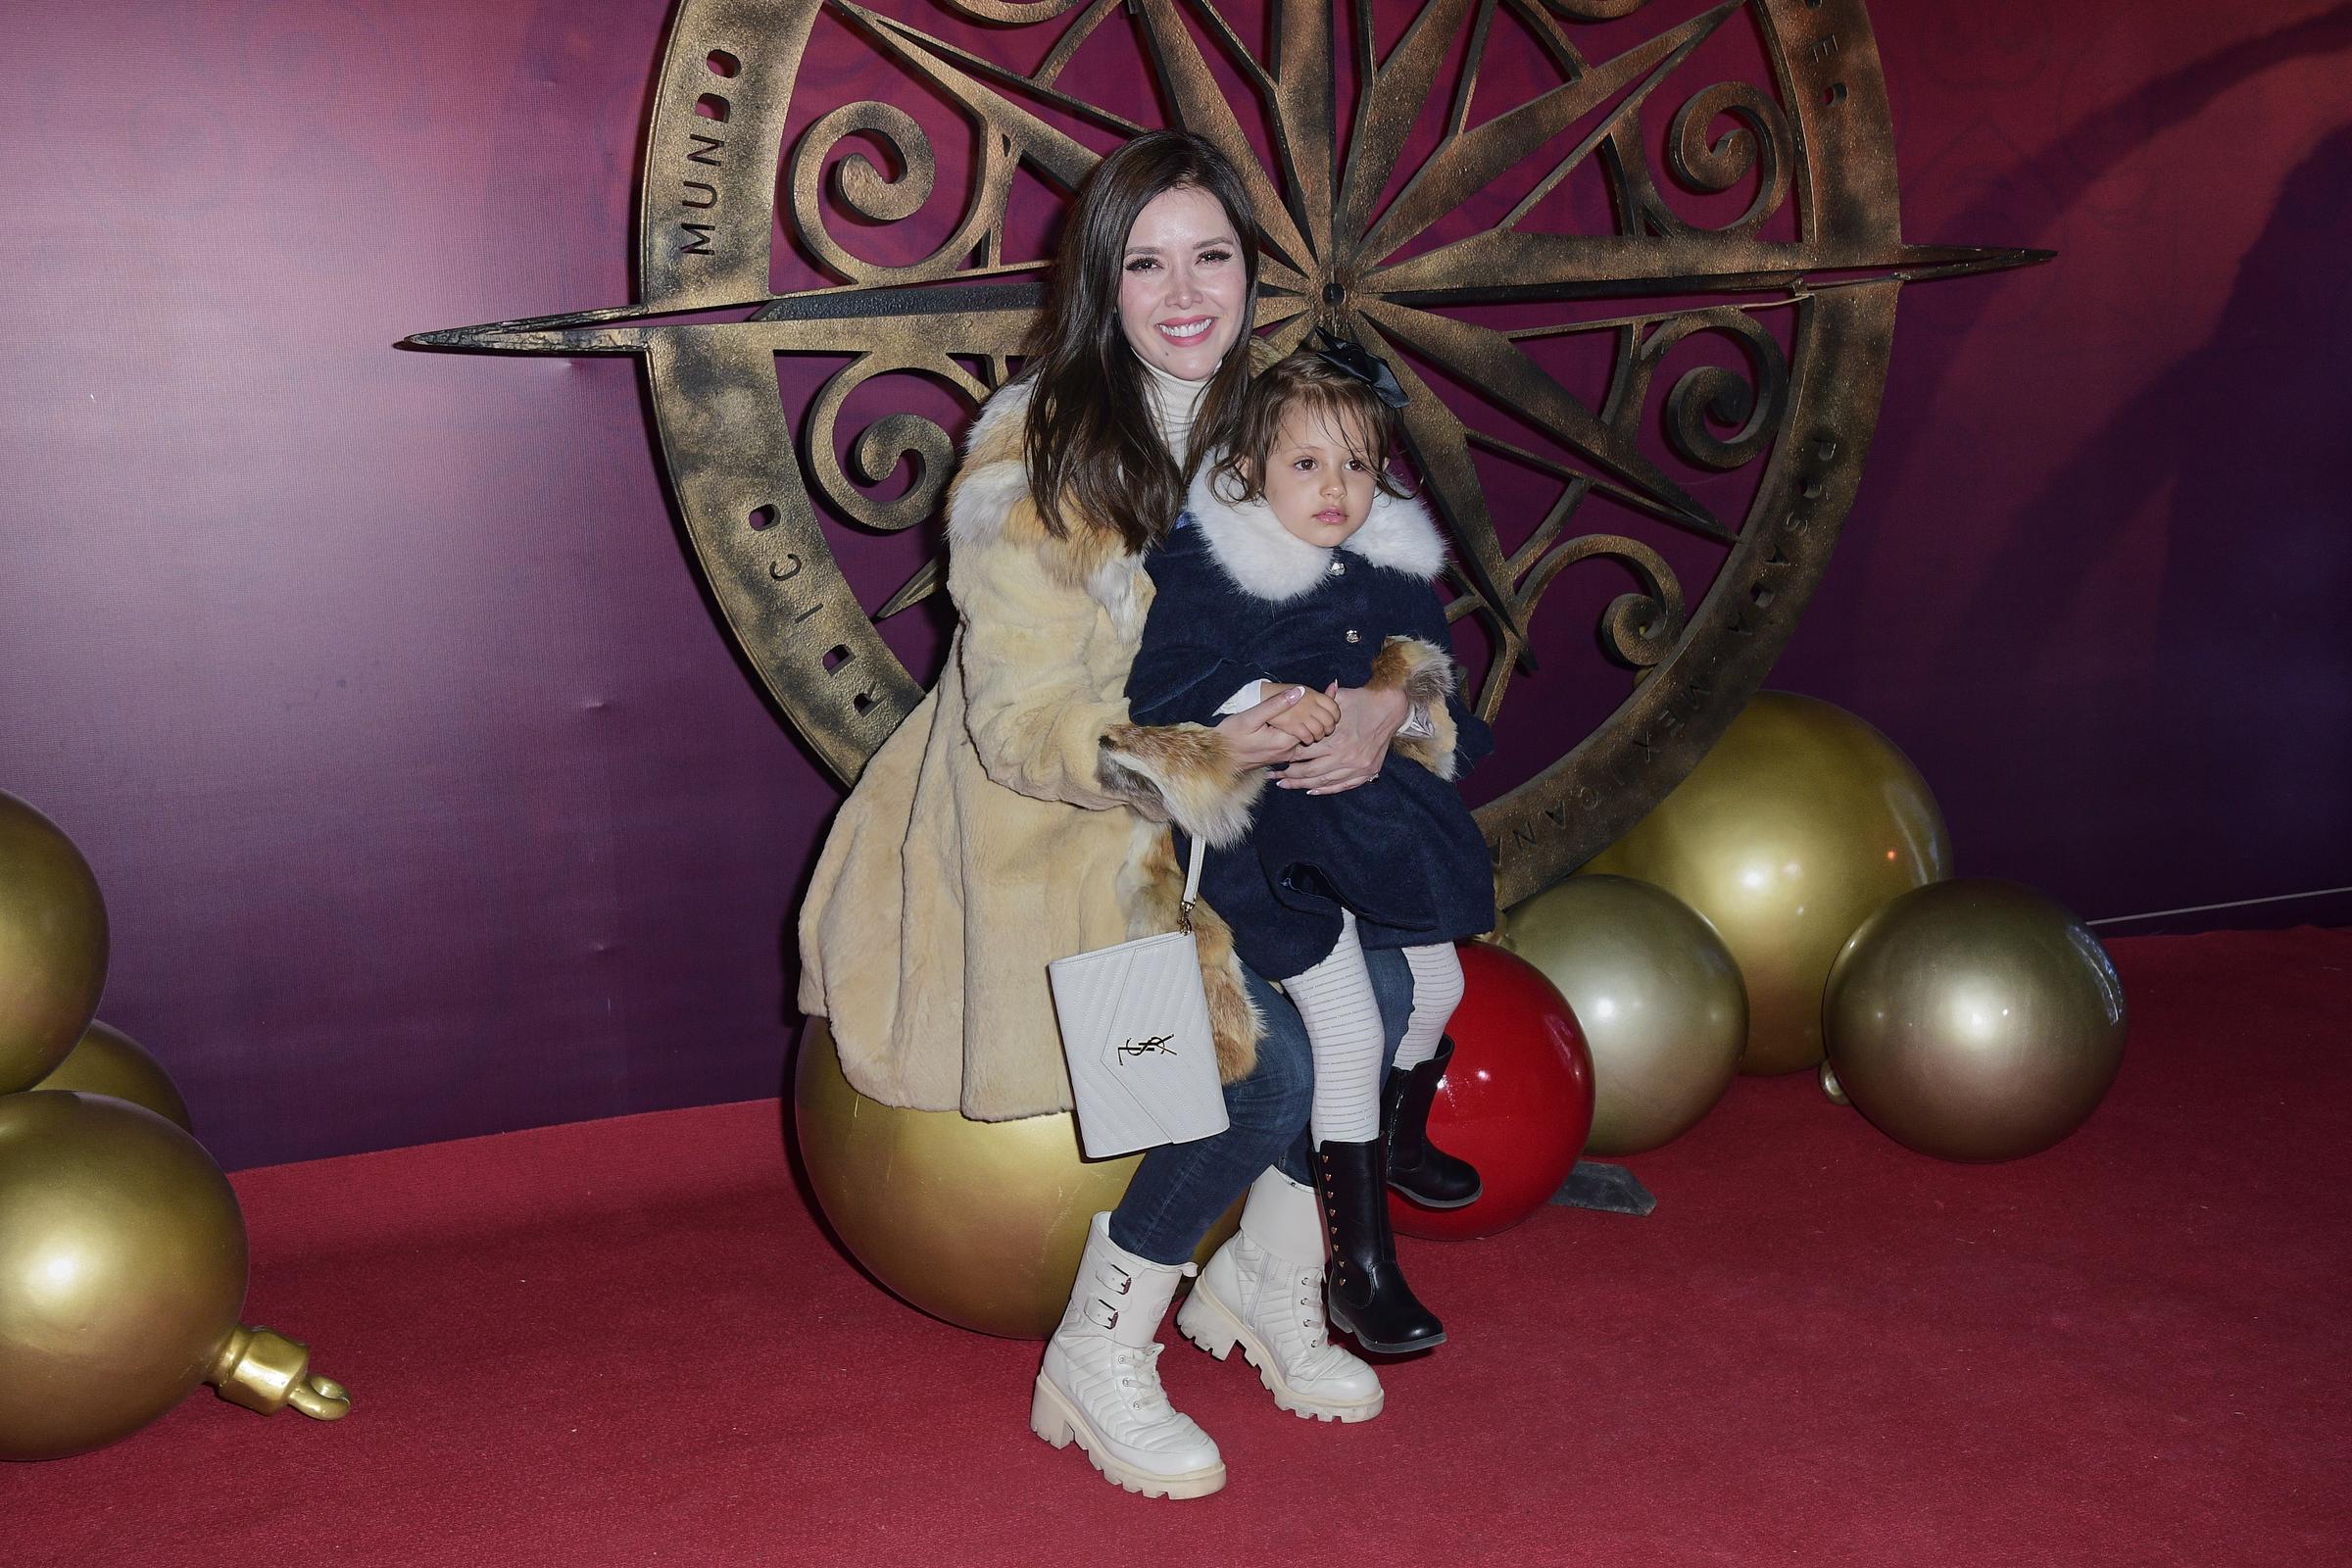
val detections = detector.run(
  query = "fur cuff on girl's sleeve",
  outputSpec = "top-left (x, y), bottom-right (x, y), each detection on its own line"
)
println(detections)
top-left (1369, 635), bottom-right (1464, 782)
top-left (1098, 723), bottom-right (1266, 849)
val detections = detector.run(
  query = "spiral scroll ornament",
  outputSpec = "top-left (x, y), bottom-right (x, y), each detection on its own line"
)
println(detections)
top-left (410, 0), bottom-right (2045, 906)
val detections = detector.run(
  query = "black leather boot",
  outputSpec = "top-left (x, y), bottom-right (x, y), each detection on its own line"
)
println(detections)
top-left (1383, 1036), bottom-right (1483, 1208)
top-left (1311, 1139), bottom-right (1445, 1354)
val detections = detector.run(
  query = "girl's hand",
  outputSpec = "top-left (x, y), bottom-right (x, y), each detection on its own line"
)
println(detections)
top-left (1265, 685), bottom-right (1342, 745)
top-left (1273, 683), bottom-right (1409, 794)
top-left (1213, 686), bottom-right (1312, 767)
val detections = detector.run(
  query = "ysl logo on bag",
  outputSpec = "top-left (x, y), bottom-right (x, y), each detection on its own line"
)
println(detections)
top-left (1117, 1032), bottom-right (1178, 1063)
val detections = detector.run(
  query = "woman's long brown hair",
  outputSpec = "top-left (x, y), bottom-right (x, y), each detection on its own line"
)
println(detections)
top-left (1022, 131), bottom-right (1260, 555)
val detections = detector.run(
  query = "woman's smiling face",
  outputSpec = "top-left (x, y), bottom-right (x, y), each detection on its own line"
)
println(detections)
top-left (1116, 184), bottom-right (1246, 381)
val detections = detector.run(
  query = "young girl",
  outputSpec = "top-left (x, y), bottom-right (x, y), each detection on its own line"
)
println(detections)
top-left (1126, 345), bottom-right (1494, 1353)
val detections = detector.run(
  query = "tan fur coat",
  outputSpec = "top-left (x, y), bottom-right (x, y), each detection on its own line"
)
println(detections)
top-left (797, 381), bottom-right (1268, 1119)
top-left (797, 380), bottom-right (1461, 1120)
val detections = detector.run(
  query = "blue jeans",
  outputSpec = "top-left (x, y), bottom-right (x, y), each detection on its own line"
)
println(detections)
top-left (1107, 947), bottom-right (1413, 1265)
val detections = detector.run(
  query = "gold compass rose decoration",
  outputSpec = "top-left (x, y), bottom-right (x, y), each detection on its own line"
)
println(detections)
top-left (408, 0), bottom-right (2046, 906)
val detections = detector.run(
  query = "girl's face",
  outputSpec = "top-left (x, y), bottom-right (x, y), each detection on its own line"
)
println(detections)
top-left (1116, 184), bottom-right (1246, 381)
top-left (1253, 404), bottom-right (1379, 548)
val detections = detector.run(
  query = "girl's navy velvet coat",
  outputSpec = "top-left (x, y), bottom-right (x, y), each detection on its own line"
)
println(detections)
top-left (1126, 476), bottom-right (1496, 978)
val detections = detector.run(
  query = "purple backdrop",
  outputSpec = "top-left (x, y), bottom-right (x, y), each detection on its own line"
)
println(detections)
top-left (1, 0), bottom-right (2345, 1169)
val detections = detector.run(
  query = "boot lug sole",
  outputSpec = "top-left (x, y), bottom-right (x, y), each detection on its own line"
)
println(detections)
top-left (1178, 1283), bottom-right (1385, 1424)
top-left (1029, 1376), bottom-right (1227, 1498)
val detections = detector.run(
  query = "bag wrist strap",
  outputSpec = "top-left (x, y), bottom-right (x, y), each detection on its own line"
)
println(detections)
top-left (1177, 833), bottom-right (1205, 933)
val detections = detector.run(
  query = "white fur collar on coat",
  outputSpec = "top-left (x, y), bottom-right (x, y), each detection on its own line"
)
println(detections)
top-left (1184, 457), bottom-right (1447, 602)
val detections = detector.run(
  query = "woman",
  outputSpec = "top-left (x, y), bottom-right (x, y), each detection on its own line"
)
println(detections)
top-left (797, 132), bottom-right (1428, 1499)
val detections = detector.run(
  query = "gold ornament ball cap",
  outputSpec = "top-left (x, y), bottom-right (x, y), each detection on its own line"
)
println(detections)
top-left (209, 1325), bottom-right (352, 1421)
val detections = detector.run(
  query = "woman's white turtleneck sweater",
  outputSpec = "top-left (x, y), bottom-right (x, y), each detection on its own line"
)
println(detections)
top-left (1142, 358), bottom-right (1209, 465)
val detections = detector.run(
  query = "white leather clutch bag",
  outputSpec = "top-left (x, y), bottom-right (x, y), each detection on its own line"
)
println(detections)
top-left (1048, 835), bottom-right (1231, 1159)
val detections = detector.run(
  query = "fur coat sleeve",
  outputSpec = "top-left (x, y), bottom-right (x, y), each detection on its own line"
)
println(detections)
top-left (1368, 578), bottom-right (1494, 783)
top-left (948, 504), bottom-right (1138, 811)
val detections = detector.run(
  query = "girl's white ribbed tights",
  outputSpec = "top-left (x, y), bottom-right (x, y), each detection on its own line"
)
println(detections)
top-left (1282, 912), bottom-right (1387, 1145)
top-left (1393, 942), bottom-right (1465, 1072)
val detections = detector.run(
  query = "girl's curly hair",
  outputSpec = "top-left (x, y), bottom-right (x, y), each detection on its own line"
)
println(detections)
top-left (1207, 349), bottom-right (1416, 506)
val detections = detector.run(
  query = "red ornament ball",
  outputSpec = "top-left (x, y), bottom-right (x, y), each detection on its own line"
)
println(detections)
top-left (1391, 941), bottom-right (1594, 1241)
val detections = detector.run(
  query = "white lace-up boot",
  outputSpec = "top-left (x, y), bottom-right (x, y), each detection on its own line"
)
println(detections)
top-left (1176, 1168), bottom-right (1386, 1422)
top-left (1031, 1212), bottom-right (1226, 1498)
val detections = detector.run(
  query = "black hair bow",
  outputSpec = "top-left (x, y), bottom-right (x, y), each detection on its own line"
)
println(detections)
top-left (1308, 328), bottom-right (1408, 411)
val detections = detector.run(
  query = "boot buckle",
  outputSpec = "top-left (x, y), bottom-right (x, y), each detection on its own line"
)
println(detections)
top-left (1102, 1262), bottom-right (1132, 1295)
top-left (1085, 1298), bottom-right (1120, 1332)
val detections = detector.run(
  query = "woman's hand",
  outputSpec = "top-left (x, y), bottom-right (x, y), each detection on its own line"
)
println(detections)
top-left (1274, 683), bottom-right (1410, 794)
top-left (1214, 686), bottom-right (1313, 768)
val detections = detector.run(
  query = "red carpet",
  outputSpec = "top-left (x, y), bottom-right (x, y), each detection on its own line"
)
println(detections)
top-left (14, 928), bottom-right (2351, 1566)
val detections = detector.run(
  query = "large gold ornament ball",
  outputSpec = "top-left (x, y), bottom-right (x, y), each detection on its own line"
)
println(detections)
top-left (1824, 879), bottom-right (2128, 1163)
top-left (0, 1092), bottom-right (250, 1460)
top-left (793, 1021), bottom-right (1237, 1338)
top-left (1581, 692), bottom-right (1949, 1075)
top-left (0, 791), bottom-right (111, 1095)
top-left (1496, 875), bottom-right (1746, 1155)
top-left (28, 1020), bottom-right (193, 1131)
